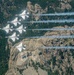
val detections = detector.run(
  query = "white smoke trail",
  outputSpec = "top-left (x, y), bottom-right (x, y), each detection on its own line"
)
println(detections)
top-left (0, 27), bottom-right (26, 31)
top-left (31, 28), bottom-right (74, 31)
top-left (35, 12), bottom-right (74, 16)
top-left (5, 35), bottom-right (74, 39)
top-left (7, 46), bottom-right (74, 49)
top-left (27, 35), bottom-right (74, 39)
top-left (25, 19), bottom-right (74, 23)
top-left (41, 46), bottom-right (74, 49)
top-left (1, 28), bottom-right (74, 31)
top-left (29, 19), bottom-right (74, 23)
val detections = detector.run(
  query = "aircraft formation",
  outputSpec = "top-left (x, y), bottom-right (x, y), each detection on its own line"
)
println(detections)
top-left (0, 10), bottom-right (74, 51)
top-left (0, 9), bottom-right (29, 52)
top-left (1, 10), bottom-right (29, 42)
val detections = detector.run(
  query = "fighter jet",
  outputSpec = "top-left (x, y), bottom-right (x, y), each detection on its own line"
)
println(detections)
top-left (8, 32), bottom-right (19, 42)
top-left (8, 17), bottom-right (21, 26)
top-left (16, 42), bottom-right (26, 52)
top-left (16, 10), bottom-right (29, 20)
top-left (3, 24), bottom-right (10, 33)
top-left (16, 25), bottom-right (26, 34)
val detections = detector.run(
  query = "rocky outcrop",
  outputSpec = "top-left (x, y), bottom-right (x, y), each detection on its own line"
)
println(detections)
top-left (27, 1), bottom-right (48, 20)
top-left (5, 26), bottom-right (74, 75)
top-left (60, 2), bottom-right (72, 11)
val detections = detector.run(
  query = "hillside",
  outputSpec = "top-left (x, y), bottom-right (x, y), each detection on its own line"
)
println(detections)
top-left (0, 0), bottom-right (74, 75)
top-left (5, 26), bottom-right (74, 75)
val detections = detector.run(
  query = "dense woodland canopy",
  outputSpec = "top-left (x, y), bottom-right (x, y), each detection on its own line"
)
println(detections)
top-left (0, 30), bottom-right (9, 75)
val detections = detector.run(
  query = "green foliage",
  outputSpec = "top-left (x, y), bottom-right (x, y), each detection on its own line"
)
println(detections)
top-left (31, 60), bottom-right (38, 71)
top-left (48, 70), bottom-right (59, 75)
top-left (47, 60), bottom-right (51, 65)
top-left (0, 30), bottom-right (9, 75)
top-left (51, 55), bottom-right (56, 65)
top-left (66, 67), bottom-right (74, 75)
top-left (70, 0), bottom-right (74, 8)
top-left (59, 50), bottom-right (64, 59)
top-left (70, 49), bottom-right (74, 58)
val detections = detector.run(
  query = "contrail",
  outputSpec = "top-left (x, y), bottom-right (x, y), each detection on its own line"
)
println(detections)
top-left (8, 46), bottom-right (74, 49)
top-left (28, 35), bottom-right (74, 39)
top-left (41, 46), bottom-right (74, 49)
top-left (31, 28), bottom-right (74, 31)
top-left (0, 27), bottom-right (74, 31)
top-left (25, 19), bottom-right (74, 23)
top-left (5, 35), bottom-right (74, 39)
top-left (0, 27), bottom-right (26, 31)
top-left (35, 12), bottom-right (74, 16)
